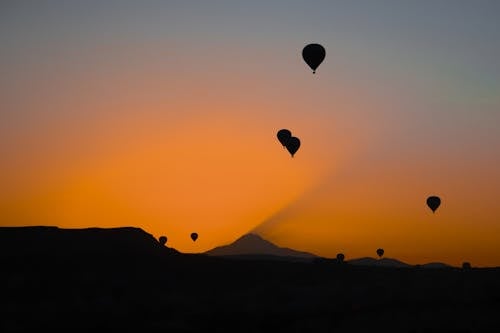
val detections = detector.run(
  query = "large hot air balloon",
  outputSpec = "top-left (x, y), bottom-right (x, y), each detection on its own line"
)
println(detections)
top-left (336, 253), bottom-right (345, 263)
top-left (302, 43), bottom-right (326, 74)
top-left (376, 248), bottom-right (384, 258)
top-left (426, 196), bottom-right (441, 213)
top-left (277, 129), bottom-right (292, 147)
top-left (190, 232), bottom-right (198, 242)
top-left (285, 136), bottom-right (301, 157)
top-left (158, 236), bottom-right (167, 246)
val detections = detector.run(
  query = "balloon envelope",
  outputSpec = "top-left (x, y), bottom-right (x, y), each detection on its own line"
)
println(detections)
top-left (376, 248), bottom-right (384, 258)
top-left (277, 129), bottom-right (292, 147)
top-left (336, 253), bottom-right (345, 262)
top-left (302, 43), bottom-right (326, 74)
top-left (285, 137), bottom-right (301, 157)
top-left (158, 236), bottom-right (167, 246)
top-left (190, 232), bottom-right (198, 242)
top-left (426, 196), bottom-right (441, 213)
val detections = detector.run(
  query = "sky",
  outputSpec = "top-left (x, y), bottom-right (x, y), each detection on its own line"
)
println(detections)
top-left (1, 1), bottom-right (499, 266)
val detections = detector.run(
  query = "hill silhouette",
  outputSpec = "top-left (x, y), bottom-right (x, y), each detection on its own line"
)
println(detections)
top-left (419, 262), bottom-right (453, 269)
top-left (0, 226), bottom-right (177, 259)
top-left (2, 226), bottom-right (500, 332)
top-left (205, 233), bottom-right (317, 260)
top-left (347, 257), bottom-right (412, 268)
top-left (346, 257), bottom-right (453, 269)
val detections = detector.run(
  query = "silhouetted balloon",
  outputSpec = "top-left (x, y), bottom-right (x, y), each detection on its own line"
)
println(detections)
top-left (376, 248), bottom-right (384, 258)
top-left (462, 262), bottom-right (471, 270)
top-left (285, 137), bottom-right (301, 157)
top-left (158, 236), bottom-right (167, 246)
top-left (190, 233), bottom-right (198, 242)
top-left (277, 129), bottom-right (292, 147)
top-left (302, 43), bottom-right (326, 74)
top-left (426, 196), bottom-right (441, 213)
top-left (336, 253), bottom-right (345, 263)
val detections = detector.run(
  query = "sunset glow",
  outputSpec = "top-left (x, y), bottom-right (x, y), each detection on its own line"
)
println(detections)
top-left (1, 1), bottom-right (499, 266)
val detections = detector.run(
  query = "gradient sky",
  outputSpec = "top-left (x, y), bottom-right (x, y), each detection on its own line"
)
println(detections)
top-left (1, 1), bottom-right (500, 266)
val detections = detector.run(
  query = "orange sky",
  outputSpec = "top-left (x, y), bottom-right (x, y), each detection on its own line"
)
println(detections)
top-left (1, 2), bottom-right (500, 267)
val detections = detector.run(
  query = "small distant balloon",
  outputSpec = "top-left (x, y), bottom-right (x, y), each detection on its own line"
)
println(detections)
top-left (336, 253), bottom-right (345, 263)
top-left (426, 196), bottom-right (441, 213)
top-left (302, 43), bottom-right (326, 74)
top-left (376, 248), bottom-right (384, 258)
top-left (190, 233), bottom-right (198, 242)
top-left (277, 129), bottom-right (292, 147)
top-left (462, 262), bottom-right (471, 270)
top-left (158, 236), bottom-right (167, 246)
top-left (285, 137), bottom-right (301, 157)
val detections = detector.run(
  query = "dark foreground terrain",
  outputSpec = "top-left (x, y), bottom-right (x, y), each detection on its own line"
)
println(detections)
top-left (2, 227), bottom-right (500, 332)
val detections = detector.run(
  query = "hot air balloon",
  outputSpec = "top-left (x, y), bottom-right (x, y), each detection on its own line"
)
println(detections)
top-left (376, 248), bottom-right (384, 258)
top-left (336, 253), bottom-right (345, 263)
top-left (277, 129), bottom-right (292, 147)
top-left (302, 43), bottom-right (326, 74)
top-left (462, 262), bottom-right (471, 270)
top-left (285, 136), bottom-right (301, 157)
top-left (190, 232), bottom-right (198, 242)
top-left (426, 196), bottom-right (441, 213)
top-left (158, 236), bottom-right (167, 246)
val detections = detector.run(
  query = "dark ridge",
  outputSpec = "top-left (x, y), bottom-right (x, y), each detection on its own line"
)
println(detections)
top-left (419, 262), bottom-right (453, 269)
top-left (1, 226), bottom-right (500, 332)
top-left (214, 254), bottom-right (315, 263)
top-left (347, 257), bottom-right (412, 268)
top-left (205, 233), bottom-right (317, 260)
top-left (0, 226), bottom-right (174, 258)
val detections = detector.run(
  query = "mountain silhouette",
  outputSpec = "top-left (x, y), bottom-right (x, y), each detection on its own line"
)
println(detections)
top-left (0, 226), bottom-right (176, 258)
top-left (419, 262), bottom-right (453, 269)
top-left (347, 257), bottom-right (412, 268)
top-left (205, 233), bottom-right (317, 260)
top-left (2, 226), bottom-right (500, 332)
top-left (347, 257), bottom-right (455, 269)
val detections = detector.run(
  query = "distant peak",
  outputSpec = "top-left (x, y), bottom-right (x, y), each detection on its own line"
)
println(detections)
top-left (205, 233), bottom-right (317, 259)
top-left (233, 233), bottom-right (275, 246)
top-left (237, 233), bottom-right (265, 241)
